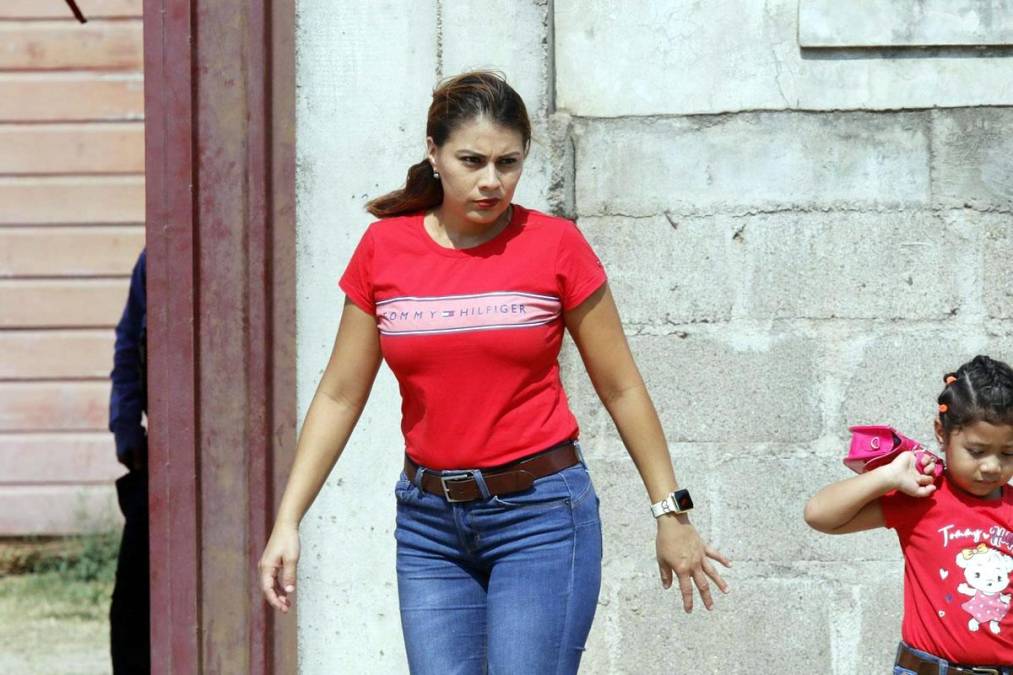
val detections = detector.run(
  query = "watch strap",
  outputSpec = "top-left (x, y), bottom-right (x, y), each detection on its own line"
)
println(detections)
top-left (651, 489), bottom-right (693, 518)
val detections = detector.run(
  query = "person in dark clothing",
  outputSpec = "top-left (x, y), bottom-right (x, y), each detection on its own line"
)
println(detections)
top-left (108, 249), bottom-right (150, 674)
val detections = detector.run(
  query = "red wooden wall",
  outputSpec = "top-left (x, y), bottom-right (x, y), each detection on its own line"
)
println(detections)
top-left (0, 0), bottom-right (145, 535)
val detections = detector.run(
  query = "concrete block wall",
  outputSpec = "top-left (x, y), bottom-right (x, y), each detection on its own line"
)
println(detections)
top-left (296, 1), bottom-right (1013, 672)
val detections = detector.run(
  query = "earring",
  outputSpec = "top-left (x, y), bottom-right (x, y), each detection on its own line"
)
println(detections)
top-left (432, 166), bottom-right (440, 179)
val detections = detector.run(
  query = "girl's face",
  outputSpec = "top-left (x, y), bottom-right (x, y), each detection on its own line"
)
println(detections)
top-left (426, 115), bottom-right (526, 229)
top-left (935, 419), bottom-right (1013, 499)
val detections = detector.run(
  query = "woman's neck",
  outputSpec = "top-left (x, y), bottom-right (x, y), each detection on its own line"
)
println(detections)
top-left (427, 204), bottom-right (513, 249)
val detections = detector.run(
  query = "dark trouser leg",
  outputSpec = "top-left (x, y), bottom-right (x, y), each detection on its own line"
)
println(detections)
top-left (110, 470), bottom-right (150, 674)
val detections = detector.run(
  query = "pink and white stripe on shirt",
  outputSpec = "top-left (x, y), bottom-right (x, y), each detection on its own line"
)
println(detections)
top-left (376, 291), bottom-right (561, 336)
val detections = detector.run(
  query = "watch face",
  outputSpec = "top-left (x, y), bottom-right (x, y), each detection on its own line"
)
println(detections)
top-left (672, 489), bottom-right (693, 512)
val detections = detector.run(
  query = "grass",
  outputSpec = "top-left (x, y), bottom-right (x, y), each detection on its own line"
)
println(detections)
top-left (0, 532), bottom-right (120, 675)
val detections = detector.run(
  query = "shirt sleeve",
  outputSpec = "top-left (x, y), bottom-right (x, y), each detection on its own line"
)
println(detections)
top-left (555, 220), bottom-right (607, 310)
top-left (338, 226), bottom-right (377, 314)
top-left (880, 489), bottom-right (929, 534)
top-left (109, 249), bottom-right (147, 462)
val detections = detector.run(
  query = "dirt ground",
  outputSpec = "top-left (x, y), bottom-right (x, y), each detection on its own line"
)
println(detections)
top-left (0, 539), bottom-right (115, 675)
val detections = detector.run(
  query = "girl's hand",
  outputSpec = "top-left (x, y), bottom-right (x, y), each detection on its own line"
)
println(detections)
top-left (887, 451), bottom-right (938, 498)
top-left (259, 522), bottom-right (301, 613)
top-left (656, 516), bottom-right (731, 612)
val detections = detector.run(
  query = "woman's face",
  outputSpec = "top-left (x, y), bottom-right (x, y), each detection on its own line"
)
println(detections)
top-left (936, 419), bottom-right (1013, 499)
top-left (427, 115), bottom-right (526, 228)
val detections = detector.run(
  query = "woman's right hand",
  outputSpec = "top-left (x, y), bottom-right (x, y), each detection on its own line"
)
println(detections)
top-left (259, 522), bottom-right (301, 613)
top-left (887, 451), bottom-right (938, 498)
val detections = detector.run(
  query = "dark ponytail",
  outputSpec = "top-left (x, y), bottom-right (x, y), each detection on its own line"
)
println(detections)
top-left (365, 159), bottom-right (443, 218)
top-left (937, 355), bottom-right (1013, 434)
top-left (366, 70), bottom-right (531, 218)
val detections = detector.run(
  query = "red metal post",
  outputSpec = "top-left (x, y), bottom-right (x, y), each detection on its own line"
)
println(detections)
top-left (143, 0), bottom-right (200, 672)
top-left (143, 0), bottom-right (295, 672)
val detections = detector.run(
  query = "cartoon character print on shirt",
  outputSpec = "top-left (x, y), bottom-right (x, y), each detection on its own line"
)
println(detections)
top-left (955, 543), bottom-right (1013, 634)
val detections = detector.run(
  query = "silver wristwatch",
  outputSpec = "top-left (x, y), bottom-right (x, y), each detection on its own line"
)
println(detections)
top-left (650, 488), bottom-right (694, 518)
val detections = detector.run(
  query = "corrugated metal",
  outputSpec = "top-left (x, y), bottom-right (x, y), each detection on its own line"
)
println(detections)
top-left (0, 330), bottom-right (119, 378)
top-left (0, 485), bottom-right (120, 533)
top-left (0, 226), bottom-right (145, 276)
top-left (0, 1), bottom-right (142, 20)
top-left (0, 433), bottom-right (122, 482)
top-left (0, 74), bottom-right (144, 122)
top-left (0, 8), bottom-right (144, 535)
top-left (0, 123), bottom-right (145, 174)
top-left (0, 22), bottom-right (143, 71)
top-left (0, 176), bottom-right (145, 224)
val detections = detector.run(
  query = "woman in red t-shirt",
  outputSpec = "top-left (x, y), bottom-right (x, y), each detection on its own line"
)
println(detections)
top-left (805, 355), bottom-right (1013, 673)
top-left (259, 70), bottom-right (730, 673)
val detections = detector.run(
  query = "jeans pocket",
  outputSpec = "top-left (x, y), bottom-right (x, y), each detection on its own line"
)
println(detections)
top-left (892, 668), bottom-right (917, 675)
top-left (561, 463), bottom-right (594, 507)
top-left (491, 472), bottom-right (571, 510)
top-left (491, 464), bottom-right (591, 510)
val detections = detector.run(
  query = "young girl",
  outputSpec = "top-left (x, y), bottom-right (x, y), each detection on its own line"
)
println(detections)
top-left (805, 355), bottom-right (1013, 674)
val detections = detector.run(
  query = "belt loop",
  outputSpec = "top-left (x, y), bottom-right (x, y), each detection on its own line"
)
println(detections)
top-left (574, 439), bottom-right (586, 466)
top-left (413, 466), bottom-right (427, 489)
top-left (471, 469), bottom-right (492, 500)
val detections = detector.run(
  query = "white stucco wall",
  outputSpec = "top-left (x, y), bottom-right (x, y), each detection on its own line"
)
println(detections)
top-left (293, 4), bottom-right (435, 672)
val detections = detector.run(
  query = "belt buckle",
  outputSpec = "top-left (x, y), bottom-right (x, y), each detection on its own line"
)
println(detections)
top-left (971, 668), bottom-right (1000, 675)
top-left (440, 472), bottom-right (474, 503)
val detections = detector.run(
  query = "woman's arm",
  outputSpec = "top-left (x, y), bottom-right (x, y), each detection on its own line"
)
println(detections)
top-left (803, 451), bottom-right (937, 534)
top-left (259, 298), bottom-right (382, 612)
top-left (564, 284), bottom-right (730, 613)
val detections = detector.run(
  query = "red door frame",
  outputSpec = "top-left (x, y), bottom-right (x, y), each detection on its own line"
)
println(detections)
top-left (143, 1), bottom-right (296, 672)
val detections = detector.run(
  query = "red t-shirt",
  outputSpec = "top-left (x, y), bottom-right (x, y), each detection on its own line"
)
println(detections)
top-left (882, 474), bottom-right (1013, 664)
top-left (338, 204), bottom-right (607, 469)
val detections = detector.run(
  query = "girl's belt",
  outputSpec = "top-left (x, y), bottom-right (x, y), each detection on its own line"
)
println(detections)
top-left (896, 643), bottom-right (1011, 675)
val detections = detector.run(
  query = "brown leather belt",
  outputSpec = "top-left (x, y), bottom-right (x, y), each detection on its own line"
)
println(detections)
top-left (404, 441), bottom-right (580, 503)
top-left (896, 643), bottom-right (1010, 675)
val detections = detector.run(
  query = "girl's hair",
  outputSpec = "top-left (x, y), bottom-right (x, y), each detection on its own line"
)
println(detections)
top-left (937, 355), bottom-right (1013, 434)
top-left (365, 70), bottom-right (531, 218)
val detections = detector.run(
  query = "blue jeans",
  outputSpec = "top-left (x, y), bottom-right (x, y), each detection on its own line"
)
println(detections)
top-left (394, 461), bottom-right (603, 674)
top-left (893, 641), bottom-right (1013, 674)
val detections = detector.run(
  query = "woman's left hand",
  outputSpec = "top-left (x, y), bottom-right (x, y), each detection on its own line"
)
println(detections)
top-left (655, 515), bottom-right (731, 612)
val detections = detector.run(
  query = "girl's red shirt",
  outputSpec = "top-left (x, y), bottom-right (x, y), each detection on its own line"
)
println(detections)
top-left (882, 475), bottom-right (1013, 664)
